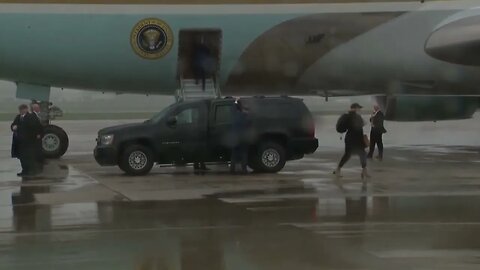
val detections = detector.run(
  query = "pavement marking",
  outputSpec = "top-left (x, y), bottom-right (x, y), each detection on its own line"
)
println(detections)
top-left (78, 168), bottom-right (132, 202)
top-left (370, 249), bottom-right (480, 259)
top-left (284, 222), bottom-right (480, 227)
top-left (0, 224), bottom-right (246, 237)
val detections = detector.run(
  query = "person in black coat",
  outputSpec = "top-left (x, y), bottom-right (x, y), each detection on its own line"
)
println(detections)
top-left (11, 104), bottom-right (29, 160)
top-left (334, 103), bottom-right (370, 179)
top-left (230, 99), bottom-right (250, 174)
top-left (367, 105), bottom-right (386, 161)
top-left (16, 104), bottom-right (44, 177)
top-left (30, 103), bottom-right (45, 173)
top-left (15, 106), bottom-right (36, 176)
top-left (192, 39), bottom-right (213, 91)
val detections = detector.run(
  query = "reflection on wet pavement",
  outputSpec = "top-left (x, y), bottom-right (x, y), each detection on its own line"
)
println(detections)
top-left (3, 195), bottom-right (480, 269)
top-left (0, 119), bottom-right (480, 269)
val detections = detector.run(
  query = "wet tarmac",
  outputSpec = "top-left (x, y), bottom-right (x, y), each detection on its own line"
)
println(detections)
top-left (1, 115), bottom-right (480, 269)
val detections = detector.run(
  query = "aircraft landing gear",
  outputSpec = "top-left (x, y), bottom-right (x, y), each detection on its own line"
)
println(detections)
top-left (42, 125), bottom-right (69, 159)
top-left (34, 101), bottom-right (69, 159)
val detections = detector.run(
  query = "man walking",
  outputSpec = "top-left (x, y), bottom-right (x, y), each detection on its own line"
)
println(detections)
top-left (367, 105), bottom-right (386, 161)
top-left (334, 103), bottom-right (370, 179)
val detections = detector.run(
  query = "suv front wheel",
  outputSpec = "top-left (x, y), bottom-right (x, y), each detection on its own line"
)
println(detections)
top-left (251, 142), bottom-right (286, 173)
top-left (119, 144), bottom-right (154, 176)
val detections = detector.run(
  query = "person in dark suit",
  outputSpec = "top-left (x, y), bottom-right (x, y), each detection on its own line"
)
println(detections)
top-left (16, 106), bottom-right (36, 176)
top-left (11, 104), bottom-right (29, 162)
top-left (367, 105), bottom-right (386, 161)
top-left (334, 103), bottom-right (370, 179)
top-left (16, 103), bottom-right (44, 177)
top-left (230, 99), bottom-right (250, 174)
top-left (29, 103), bottom-right (45, 173)
top-left (192, 37), bottom-right (215, 91)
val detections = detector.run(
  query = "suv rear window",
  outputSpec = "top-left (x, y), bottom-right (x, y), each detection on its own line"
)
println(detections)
top-left (250, 101), bottom-right (300, 119)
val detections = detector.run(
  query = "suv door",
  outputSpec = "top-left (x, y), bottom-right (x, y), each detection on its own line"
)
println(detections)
top-left (158, 102), bottom-right (207, 163)
top-left (208, 100), bottom-right (234, 161)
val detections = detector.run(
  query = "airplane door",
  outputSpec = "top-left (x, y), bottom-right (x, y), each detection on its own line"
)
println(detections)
top-left (177, 29), bottom-right (222, 80)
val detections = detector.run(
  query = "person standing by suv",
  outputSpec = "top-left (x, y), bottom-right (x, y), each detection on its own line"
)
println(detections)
top-left (334, 103), bottom-right (370, 179)
top-left (193, 116), bottom-right (209, 173)
top-left (230, 99), bottom-right (250, 174)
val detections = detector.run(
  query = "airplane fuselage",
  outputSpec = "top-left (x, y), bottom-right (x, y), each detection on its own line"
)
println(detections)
top-left (0, 0), bottom-right (479, 97)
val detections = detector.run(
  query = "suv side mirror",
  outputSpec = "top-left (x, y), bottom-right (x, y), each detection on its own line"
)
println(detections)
top-left (166, 116), bottom-right (177, 126)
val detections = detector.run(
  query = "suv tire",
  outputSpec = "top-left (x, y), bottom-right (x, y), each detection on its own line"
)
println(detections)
top-left (251, 141), bottom-right (286, 173)
top-left (119, 144), bottom-right (154, 176)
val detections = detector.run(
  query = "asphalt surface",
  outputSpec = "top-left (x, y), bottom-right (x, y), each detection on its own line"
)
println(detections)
top-left (1, 115), bottom-right (480, 270)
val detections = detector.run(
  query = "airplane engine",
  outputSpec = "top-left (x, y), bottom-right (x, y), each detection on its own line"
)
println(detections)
top-left (425, 9), bottom-right (480, 66)
top-left (374, 96), bottom-right (478, 122)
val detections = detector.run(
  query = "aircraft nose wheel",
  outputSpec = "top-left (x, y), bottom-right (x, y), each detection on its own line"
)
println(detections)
top-left (42, 125), bottom-right (69, 159)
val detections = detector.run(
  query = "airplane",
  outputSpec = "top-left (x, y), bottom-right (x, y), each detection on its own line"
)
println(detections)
top-left (0, 0), bottom-right (479, 158)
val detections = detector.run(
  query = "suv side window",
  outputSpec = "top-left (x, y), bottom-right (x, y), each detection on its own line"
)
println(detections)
top-left (175, 107), bottom-right (200, 126)
top-left (215, 104), bottom-right (233, 124)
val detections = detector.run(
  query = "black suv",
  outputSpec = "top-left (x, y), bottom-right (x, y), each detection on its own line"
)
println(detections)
top-left (94, 97), bottom-right (318, 175)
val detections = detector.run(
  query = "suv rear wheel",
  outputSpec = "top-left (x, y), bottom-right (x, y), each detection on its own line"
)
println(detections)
top-left (251, 141), bottom-right (286, 173)
top-left (119, 144), bottom-right (154, 176)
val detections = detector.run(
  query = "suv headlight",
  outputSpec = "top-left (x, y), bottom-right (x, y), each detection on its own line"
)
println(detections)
top-left (100, 134), bottom-right (114, 145)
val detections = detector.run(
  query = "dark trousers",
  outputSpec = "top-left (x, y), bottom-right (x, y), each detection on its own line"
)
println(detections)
top-left (193, 144), bottom-right (208, 170)
top-left (367, 130), bottom-right (383, 159)
top-left (19, 143), bottom-right (36, 174)
top-left (231, 144), bottom-right (248, 173)
top-left (19, 140), bottom-right (43, 175)
top-left (194, 66), bottom-right (206, 91)
top-left (339, 145), bottom-right (367, 169)
top-left (35, 138), bottom-right (44, 172)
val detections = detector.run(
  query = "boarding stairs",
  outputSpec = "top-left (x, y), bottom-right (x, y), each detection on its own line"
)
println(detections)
top-left (175, 78), bottom-right (221, 102)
